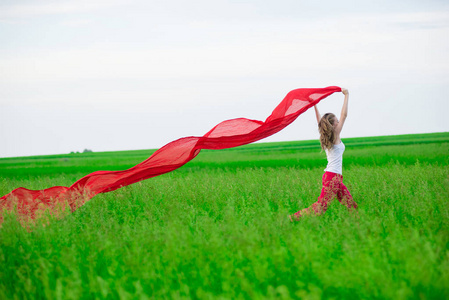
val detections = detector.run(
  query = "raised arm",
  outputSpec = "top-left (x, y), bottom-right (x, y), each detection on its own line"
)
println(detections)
top-left (335, 88), bottom-right (349, 134)
top-left (314, 105), bottom-right (321, 124)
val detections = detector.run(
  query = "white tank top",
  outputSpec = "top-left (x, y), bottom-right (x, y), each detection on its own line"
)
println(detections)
top-left (324, 141), bottom-right (345, 175)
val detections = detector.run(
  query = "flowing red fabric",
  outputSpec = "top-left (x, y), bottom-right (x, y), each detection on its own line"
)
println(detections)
top-left (0, 86), bottom-right (341, 224)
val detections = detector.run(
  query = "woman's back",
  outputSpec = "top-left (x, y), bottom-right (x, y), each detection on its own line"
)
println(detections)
top-left (324, 141), bottom-right (345, 175)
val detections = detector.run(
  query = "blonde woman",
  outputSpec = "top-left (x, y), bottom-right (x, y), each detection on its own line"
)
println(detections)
top-left (290, 88), bottom-right (358, 221)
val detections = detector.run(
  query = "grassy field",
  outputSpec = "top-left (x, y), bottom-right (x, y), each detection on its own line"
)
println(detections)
top-left (1, 132), bottom-right (448, 299)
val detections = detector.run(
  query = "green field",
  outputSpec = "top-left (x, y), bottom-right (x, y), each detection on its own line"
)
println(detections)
top-left (1, 132), bottom-right (448, 299)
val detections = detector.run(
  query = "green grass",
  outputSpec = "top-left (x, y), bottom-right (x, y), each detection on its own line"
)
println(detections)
top-left (1, 132), bottom-right (448, 299)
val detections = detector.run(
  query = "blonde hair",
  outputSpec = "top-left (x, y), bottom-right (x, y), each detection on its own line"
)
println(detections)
top-left (318, 113), bottom-right (336, 150)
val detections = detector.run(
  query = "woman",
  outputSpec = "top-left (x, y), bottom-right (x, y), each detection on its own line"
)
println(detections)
top-left (290, 88), bottom-right (358, 221)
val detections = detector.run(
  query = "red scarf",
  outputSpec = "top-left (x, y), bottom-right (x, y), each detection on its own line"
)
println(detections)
top-left (0, 86), bottom-right (341, 224)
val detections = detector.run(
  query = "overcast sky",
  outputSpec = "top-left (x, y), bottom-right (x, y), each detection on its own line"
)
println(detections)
top-left (1, 0), bottom-right (448, 158)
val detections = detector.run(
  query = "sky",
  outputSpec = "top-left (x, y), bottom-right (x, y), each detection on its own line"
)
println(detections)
top-left (1, 0), bottom-right (448, 158)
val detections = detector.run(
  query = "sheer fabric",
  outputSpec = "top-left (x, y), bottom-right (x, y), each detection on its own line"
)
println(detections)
top-left (0, 86), bottom-right (341, 224)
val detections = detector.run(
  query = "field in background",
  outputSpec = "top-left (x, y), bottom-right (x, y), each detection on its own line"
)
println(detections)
top-left (1, 132), bottom-right (448, 299)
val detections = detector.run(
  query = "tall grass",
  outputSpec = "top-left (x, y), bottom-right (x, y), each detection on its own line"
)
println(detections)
top-left (1, 133), bottom-right (448, 299)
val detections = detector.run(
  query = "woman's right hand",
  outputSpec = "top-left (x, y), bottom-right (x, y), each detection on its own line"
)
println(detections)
top-left (341, 88), bottom-right (349, 95)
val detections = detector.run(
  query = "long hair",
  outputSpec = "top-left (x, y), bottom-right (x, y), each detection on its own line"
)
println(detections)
top-left (318, 113), bottom-right (337, 150)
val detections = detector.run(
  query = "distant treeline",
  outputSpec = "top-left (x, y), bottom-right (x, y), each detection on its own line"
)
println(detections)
top-left (70, 149), bottom-right (93, 154)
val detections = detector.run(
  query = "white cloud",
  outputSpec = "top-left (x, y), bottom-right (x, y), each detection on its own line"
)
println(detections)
top-left (0, 0), bottom-right (130, 20)
top-left (1, 10), bottom-right (447, 85)
top-left (61, 18), bottom-right (93, 27)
